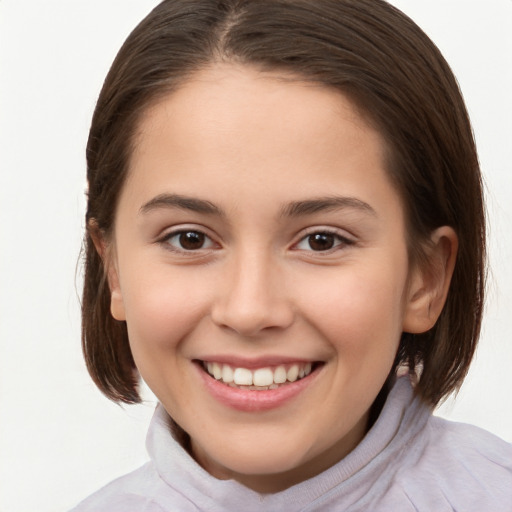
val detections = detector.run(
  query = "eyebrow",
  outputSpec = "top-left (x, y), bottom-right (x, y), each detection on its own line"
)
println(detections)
top-left (139, 193), bottom-right (376, 219)
top-left (280, 196), bottom-right (377, 218)
top-left (140, 193), bottom-right (224, 216)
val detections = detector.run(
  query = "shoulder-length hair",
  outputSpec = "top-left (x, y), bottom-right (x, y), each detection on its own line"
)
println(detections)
top-left (83, 0), bottom-right (485, 407)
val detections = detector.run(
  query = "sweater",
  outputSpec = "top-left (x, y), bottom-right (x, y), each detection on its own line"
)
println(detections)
top-left (71, 377), bottom-right (512, 511)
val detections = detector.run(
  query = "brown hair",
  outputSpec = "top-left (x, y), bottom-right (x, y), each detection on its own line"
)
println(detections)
top-left (83, 0), bottom-right (485, 407)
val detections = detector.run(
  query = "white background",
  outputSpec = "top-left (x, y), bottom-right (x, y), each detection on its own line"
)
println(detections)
top-left (0, 1), bottom-right (511, 511)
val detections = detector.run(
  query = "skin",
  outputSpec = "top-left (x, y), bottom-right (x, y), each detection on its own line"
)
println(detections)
top-left (101, 64), bottom-right (457, 493)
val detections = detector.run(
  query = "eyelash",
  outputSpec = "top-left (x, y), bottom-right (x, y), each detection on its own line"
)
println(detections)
top-left (158, 227), bottom-right (354, 254)
top-left (159, 229), bottom-right (217, 253)
top-left (293, 229), bottom-right (355, 253)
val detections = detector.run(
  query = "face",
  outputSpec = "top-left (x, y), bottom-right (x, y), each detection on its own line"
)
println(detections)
top-left (108, 64), bottom-right (427, 492)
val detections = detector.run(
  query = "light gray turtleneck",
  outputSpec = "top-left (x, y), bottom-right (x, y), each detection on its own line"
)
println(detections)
top-left (71, 377), bottom-right (512, 511)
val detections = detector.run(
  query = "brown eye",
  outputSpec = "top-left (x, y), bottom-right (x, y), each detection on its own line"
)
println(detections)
top-left (295, 231), bottom-right (353, 252)
top-left (164, 230), bottom-right (214, 251)
top-left (179, 231), bottom-right (205, 250)
top-left (307, 233), bottom-right (336, 251)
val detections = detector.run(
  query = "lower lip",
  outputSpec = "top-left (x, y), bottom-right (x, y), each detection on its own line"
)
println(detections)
top-left (195, 363), bottom-right (321, 412)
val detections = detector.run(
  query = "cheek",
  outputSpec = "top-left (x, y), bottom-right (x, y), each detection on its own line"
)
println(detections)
top-left (298, 260), bottom-right (407, 355)
top-left (120, 265), bottom-right (213, 352)
top-left (119, 267), bottom-right (215, 402)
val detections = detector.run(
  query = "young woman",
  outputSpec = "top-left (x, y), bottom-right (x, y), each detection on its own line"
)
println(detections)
top-left (72, 1), bottom-right (512, 510)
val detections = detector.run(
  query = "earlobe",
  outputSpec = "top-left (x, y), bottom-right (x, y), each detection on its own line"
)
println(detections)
top-left (402, 226), bottom-right (458, 334)
top-left (88, 220), bottom-right (126, 321)
top-left (110, 289), bottom-right (127, 321)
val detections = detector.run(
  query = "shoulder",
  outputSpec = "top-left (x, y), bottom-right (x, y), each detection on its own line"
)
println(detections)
top-left (388, 416), bottom-right (512, 511)
top-left (68, 462), bottom-right (198, 512)
top-left (428, 415), bottom-right (512, 461)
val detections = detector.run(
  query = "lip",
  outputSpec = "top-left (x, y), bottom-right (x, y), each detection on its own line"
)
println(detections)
top-left (194, 359), bottom-right (323, 412)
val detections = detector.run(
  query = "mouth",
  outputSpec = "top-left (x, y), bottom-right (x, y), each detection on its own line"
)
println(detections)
top-left (194, 358), bottom-right (324, 411)
top-left (197, 360), bottom-right (322, 390)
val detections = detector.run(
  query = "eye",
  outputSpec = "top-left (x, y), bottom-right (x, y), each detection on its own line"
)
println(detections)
top-left (295, 231), bottom-right (353, 252)
top-left (163, 230), bottom-right (216, 251)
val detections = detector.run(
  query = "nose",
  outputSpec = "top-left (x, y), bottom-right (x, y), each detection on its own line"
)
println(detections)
top-left (211, 250), bottom-right (294, 337)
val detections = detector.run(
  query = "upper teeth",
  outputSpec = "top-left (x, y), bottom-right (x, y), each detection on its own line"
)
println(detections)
top-left (204, 362), bottom-right (313, 387)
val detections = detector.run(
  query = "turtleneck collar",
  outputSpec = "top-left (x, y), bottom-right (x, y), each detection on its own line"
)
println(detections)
top-left (146, 376), bottom-right (430, 511)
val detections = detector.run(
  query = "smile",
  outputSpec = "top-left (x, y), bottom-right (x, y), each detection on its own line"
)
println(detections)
top-left (202, 361), bottom-right (314, 390)
top-left (196, 359), bottom-right (323, 411)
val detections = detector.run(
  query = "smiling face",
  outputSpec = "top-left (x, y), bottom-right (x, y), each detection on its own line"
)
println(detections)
top-left (106, 64), bottom-right (431, 491)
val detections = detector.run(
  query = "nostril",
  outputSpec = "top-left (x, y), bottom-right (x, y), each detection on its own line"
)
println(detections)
top-left (211, 301), bottom-right (295, 337)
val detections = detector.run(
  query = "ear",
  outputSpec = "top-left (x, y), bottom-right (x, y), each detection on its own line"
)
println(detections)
top-left (88, 221), bottom-right (126, 321)
top-left (402, 226), bottom-right (458, 334)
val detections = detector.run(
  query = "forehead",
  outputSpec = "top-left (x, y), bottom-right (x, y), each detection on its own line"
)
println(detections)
top-left (131, 63), bottom-right (378, 165)
top-left (122, 64), bottom-right (403, 227)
